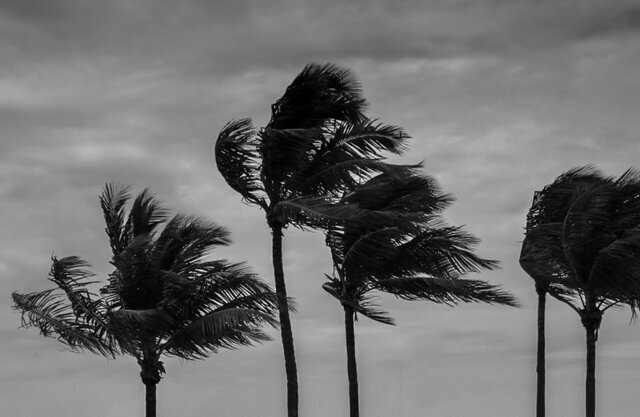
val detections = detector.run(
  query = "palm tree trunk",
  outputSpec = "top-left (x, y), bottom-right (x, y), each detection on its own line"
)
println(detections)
top-left (581, 308), bottom-right (601, 417)
top-left (535, 286), bottom-right (546, 417)
top-left (343, 304), bottom-right (359, 417)
top-left (584, 320), bottom-right (598, 417)
top-left (144, 381), bottom-right (157, 417)
top-left (271, 224), bottom-right (298, 417)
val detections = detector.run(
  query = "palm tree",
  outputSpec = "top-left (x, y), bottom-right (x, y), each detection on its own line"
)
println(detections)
top-left (519, 169), bottom-right (601, 417)
top-left (215, 63), bottom-right (410, 417)
top-left (12, 183), bottom-right (280, 417)
top-left (521, 166), bottom-right (640, 417)
top-left (322, 170), bottom-right (519, 417)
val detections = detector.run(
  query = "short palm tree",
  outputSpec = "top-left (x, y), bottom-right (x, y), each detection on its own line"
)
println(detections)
top-left (521, 166), bottom-right (640, 417)
top-left (322, 170), bottom-right (519, 417)
top-left (12, 183), bottom-right (279, 417)
top-left (215, 63), bottom-right (410, 417)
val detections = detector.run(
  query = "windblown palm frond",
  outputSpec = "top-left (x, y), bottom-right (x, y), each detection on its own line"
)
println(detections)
top-left (12, 256), bottom-right (114, 356)
top-left (343, 169), bottom-right (453, 215)
top-left (269, 63), bottom-right (366, 129)
top-left (373, 277), bottom-right (519, 307)
top-left (100, 183), bottom-right (133, 255)
top-left (384, 226), bottom-right (500, 280)
top-left (13, 289), bottom-right (113, 355)
top-left (215, 118), bottom-right (266, 207)
top-left (339, 227), bottom-right (401, 280)
top-left (589, 233), bottom-right (640, 297)
top-left (151, 214), bottom-right (231, 273)
top-left (289, 121), bottom-right (411, 195)
top-left (164, 308), bottom-right (277, 359)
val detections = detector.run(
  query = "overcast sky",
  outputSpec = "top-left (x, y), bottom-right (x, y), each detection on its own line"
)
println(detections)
top-left (2, 1), bottom-right (640, 416)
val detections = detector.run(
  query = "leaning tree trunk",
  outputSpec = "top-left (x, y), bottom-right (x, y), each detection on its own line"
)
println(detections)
top-left (271, 224), bottom-right (299, 417)
top-left (343, 304), bottom-right (359, 417)
top-left (580, 308), bottom-right (602, 417)
top-left (535, 283), bottom-right (547, 417)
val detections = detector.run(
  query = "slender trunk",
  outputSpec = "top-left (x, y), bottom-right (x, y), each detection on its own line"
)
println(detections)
top-left (144, 381), bottom-right (157, 417)
top-left (584, 321), bottom-right (598, 417)
top-left (344, 304), bottom-right (359, 417)
top-left (580, 308), bottom-right (601, 417)
top-left (138, 352), bottom-right (162, 417)
top-left (535, 287), bottom-right (546, 417)
top-left (271, 224), bottom-right (298, 417)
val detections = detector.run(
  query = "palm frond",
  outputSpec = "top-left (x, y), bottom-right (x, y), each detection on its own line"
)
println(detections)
top-left (340, 227), bottom-right (400, 280)
top-left (47, 256), bottom-right (115, 342)
top-left (610, 168), bottom-right (640, 234)
top-left (374, 277), bottom-right (519, 307)
top-left (321, 278), bottom-right (395, 325)
top-left (589, 233), bottom-right (640, 298)
top-left (321, 278), bottom-right (343, 302)
top-left (519, 227), bottom-right (568, 284)
top-left (525, 165), bottom-right (607, 232)
top-left (215, 118), bottom-right (266, 208)
top-left (561, 183), bottom-right (616, 283)
top-left (273, 196), bottom-right (420, 231)
top-left (127, 188), bottom-right (169, 238)
top-left (354, 297), bottom-right (395, 325)
top-left (269, 63), bottom-right (366, 129)
top-left (328, 119), bottom-right (409, 156)
top-left (12, 289), bottom-right (114, 356)
top-left (100, 183), bottom-right (132, 255)
top-left (163, 308), bottom-right (277, 359)
top-left (293, 159), bottom-right (421, 197)
top-left (384, 226), bottom-right (499, 280)
top-left (152, 214), bottom-right (231, 274)
top-left (103, 233), bottom-right (163, 310)
top-left (288, 120), bottom-right (411, 194)
top-left (342, 169), bottom-right (454, 215)
top-left (179, 264), bottom-right (282, 318)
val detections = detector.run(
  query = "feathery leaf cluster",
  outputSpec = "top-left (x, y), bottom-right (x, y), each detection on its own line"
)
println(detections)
top-left (13, 183), bottom-right (280, 374)
top-left (323, 169), bottom-right (517, 325)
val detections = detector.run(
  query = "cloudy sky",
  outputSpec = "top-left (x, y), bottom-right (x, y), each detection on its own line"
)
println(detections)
top-left (2, 0), bottom-right (640, 416)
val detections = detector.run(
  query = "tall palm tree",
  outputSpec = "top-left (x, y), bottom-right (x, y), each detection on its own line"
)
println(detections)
top-left (322, 170), bottom-right (519, 417)
top-left (521, 166), bottom-right (640, 417)
top-left (215, 63), bottom-right (410, 417)
top-left (12, 183), bottom-right (279, 417)
top-left (519, 168), bottom-right (602, 417)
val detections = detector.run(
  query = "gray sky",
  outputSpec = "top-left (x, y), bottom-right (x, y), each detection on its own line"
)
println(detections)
top-left (2, 0), bottom-right (640, 416)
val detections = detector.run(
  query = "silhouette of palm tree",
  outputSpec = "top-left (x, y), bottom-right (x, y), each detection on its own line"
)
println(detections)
top-left (323, 170), bottom-right (518, 417)
top-left (13, 183), bottom-right (279, 417)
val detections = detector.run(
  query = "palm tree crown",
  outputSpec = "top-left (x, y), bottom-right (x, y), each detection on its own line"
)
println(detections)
top-left (521, 166), bottom-right (640, 316)
top-left (324, 169), bottom-right (518, 323)
top-left (215, 63), bottom-right (411, 227)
